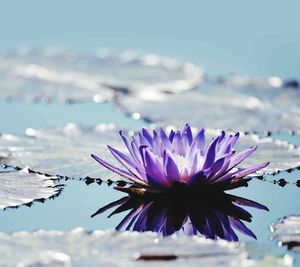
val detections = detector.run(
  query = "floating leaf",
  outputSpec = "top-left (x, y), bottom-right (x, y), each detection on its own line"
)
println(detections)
top-left (0, 48), bottom-right (203, 103)
top-left (118, 84), bottom-right (300, 132)
top-left (0, 228), bottom-right (292, 266)
top-left (229, 133), bottom-right (300, 175)
top-left (0, 123), bottom-right (123, 179)
top-left (260, 169), bottom-right (300, 189)
top-left (271, 216), bottom-right (300, 252)
top-left (0, 124), bottom-right (299, 182)
top-left (0, 168), bottom-right (61, 210)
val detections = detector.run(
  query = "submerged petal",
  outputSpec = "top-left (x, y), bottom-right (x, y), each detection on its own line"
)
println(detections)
top-left (228, 194), bottom-right (269, 211)
top-left (230, 217), bottom-right (257, 239)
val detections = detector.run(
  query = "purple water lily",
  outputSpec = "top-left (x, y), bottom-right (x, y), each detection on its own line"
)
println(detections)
top-left (92, 124), bottom-right (269, 193)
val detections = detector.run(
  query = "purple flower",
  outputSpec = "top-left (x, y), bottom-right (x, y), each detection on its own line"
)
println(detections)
top-left (91, 192), bottom-right (269, 241)
top-left (92, 124), bottom-right (269, 193)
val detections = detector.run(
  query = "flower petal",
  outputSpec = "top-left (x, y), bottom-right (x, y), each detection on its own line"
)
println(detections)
top-left (217, 133), bottom-right (239, 158)
top-left (231, 162), bottom-right (270, 180)
top-left (107, 145), bottom-right (142, 179)
top-left (169, 130), bottom-right (175, 142)
top-left (152, 130), bottom-right (162, 156)
top-left (91, 154), bottom-right (147, 186)
top-left (130, 138), bottom-right (143, 166)
top-left (230, 217), bottom-right (257, 239)
top-left (193, 127), bottom-right (205, 151)
top-left (188, 170), bottom-right (207, 186)
top-left (138, 132), bottom-right (149, 146)
top-left (182, 123), bottom-right (193, 146)
top-left (228, 194), bottom-right (269, 211)
top-left (172, 130), bottom-right (184, 155)
top-left (142, 128), bottom-right (153, 146)
top-left (133, 203), bottom-right (152, 231)
top-left (228, 146), bottom-right (258, 170)
top-left (207, 156), bottom-right (226, 180)
top-left (91, 196), bottom-right (128, 218)
top-left (144, 149), bottom-right (170, 188)
top-left (159, 128), bottom-right (171, 149)
top-left (119, 131), bottom-right (143, 166)
top-left (202, 136), bottom-right (220, 170)
top-left (208, 151), bottom-right (234, 182)
top-left (163, 150), bottom-right (182, 183)
top-left (116, 206), bottom-right (144, 231)
top-left (215, 162), bottom-right (269, 183)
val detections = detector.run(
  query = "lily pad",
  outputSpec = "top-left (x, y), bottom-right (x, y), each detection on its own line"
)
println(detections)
top-left (227, 132), bottom-right (300, 175)
top-left (0, 48), bottom-right (204, 103)
top-left (0, 168), bottom-right (61, 210)
top-left (0, 124), bottom-right (299, 182)
top-left (0, 228), bottom-right (292, 266)
top-left (0, 123), bottom-right (123, 179)
top-left (118, 84), bottom-right (300, 132)
top-left (271, 216), bottom-right (300, 252)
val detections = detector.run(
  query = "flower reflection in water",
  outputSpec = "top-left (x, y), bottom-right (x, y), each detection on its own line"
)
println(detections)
top-left (92, 190), bottom-right (268, 241)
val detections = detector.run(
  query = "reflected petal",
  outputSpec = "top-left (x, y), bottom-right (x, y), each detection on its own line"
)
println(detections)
top-left (92, 191), bottom-right (268, 241)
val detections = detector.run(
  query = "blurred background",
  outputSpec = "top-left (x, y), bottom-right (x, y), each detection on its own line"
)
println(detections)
top-left (1, 0), bottom-right (300, 78)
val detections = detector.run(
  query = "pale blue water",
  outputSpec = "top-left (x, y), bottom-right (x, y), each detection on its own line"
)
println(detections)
top-left (1, 173), bottom-right (299, 244)
top-left (0, 101), bottom-right (144, 134)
